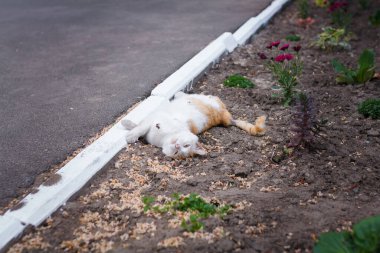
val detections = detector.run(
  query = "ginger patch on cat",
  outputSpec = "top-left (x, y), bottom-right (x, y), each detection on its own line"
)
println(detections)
top-left (187, 120), bottom-right (199, 134)
top-left (189, 98), bottom-right (232, 131)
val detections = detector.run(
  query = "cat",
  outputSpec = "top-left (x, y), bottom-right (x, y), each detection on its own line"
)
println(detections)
top-left (123, 92), bottom-right (266, 158)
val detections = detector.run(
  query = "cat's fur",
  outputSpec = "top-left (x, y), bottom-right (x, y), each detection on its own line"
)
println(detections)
top-left (123, 92), bottom-right (266, 158)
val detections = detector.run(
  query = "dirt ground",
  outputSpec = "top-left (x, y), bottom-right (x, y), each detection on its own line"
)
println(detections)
top-left (7, 1), bottom-right (380, 252)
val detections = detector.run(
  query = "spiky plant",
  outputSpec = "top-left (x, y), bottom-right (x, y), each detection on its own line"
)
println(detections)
top-left (288, 93), bottom-right (317, 148)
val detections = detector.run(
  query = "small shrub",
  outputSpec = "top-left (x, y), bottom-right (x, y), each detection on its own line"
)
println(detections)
top-left (142, 193), bottom-right (230, 232)
top-left (285, 34), bottom-right (301, 42)
top-left (313, 215), bottom-right (380, 253)
top-left (288, 93), bottom-right (317, 148)
top-left (312, 27), bottom-right (352, 50)
top-left (224, 74), bottom-right (254, 88)
top-left (358, 99), bottom-right (380, 119)
top-left (332, 49), bottom-right (376, 84)
top-left (369, 10), bottom-right (380, 27)
top-left (297, 0), bottom-right (310, 19)
top-left (258, 41), bottom-right (303, 106)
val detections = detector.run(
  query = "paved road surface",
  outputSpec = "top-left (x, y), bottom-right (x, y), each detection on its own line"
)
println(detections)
top-left (0, 0), bottom-right (271, 207)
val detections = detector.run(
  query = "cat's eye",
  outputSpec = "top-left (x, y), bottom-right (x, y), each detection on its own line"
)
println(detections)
top-left (183, 144), bottom-right (190, 148)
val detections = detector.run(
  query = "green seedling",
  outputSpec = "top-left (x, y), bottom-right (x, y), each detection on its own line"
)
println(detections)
top-left (142, 193), bottom-right (230, 232)
top-left (358, 98), bottom-right (380, 119)
top-left (332, 49), bottom-right (375, 84)
top-left (224, 74), bottom-right (254, 88)
top-left (285, 34), bottom-right (301, 42)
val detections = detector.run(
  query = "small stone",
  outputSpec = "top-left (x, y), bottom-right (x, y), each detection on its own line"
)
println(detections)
top-left (186, 179), bottom-right (199, 187)
top-left (214, 238), bottom-right (235, 252)
top-left (209, 152), bottom-right (219, 158)
top-left (290, 199), bottom-right (298, 205)
top-left (273, 137), bottom-right (285, 144)
top-left (359, 194), bottom-right (370, 202)
top-left (349, 174), bottom-right (362, 183)
top-left (234, 167), bottom-right (251, 178)
top-left (304, 173), bottom-right (315, 183)
top-left (367, 129), bottom-right (380, 137)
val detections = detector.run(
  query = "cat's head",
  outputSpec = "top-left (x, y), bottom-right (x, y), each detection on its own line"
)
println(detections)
top-left (162, 131), bottom-right (207, 158)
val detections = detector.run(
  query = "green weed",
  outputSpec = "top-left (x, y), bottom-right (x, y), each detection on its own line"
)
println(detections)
top-left (142, 193), bottom-right (230, 232)
top-left (358, 99), bottom-right (380, 119)
top-left (224, 74), bottom-right (254, 88)
top-left (332, 49), bottom-right (376, 84)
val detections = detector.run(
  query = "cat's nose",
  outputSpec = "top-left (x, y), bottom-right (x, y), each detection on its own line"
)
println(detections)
top-left (175, 144), bottom-right (180, 149)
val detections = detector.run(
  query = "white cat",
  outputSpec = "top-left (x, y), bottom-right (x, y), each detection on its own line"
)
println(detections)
top-left (123, 92), bottom-right (266, 158)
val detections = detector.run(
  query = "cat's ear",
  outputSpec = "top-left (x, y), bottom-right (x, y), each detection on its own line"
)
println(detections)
top-left (193, 142), bottom-right (207, 156)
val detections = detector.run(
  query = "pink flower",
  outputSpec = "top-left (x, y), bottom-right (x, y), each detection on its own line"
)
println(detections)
top-left (271, 41), bottom-right (281, 47)
top-left (280, 44), bottom-right (290, 51)
top-left (293, 45), bottom-right (302, 52)
top-left (266, 44), bottom-right (273, 49)
top-left (257, 52), bottom-right (268, 60)
top-left (275, 54), bottom-right (286, 62)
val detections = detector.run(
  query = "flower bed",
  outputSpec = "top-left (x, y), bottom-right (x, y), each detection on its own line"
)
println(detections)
top-left (8, 1), bottom-right (380, 252)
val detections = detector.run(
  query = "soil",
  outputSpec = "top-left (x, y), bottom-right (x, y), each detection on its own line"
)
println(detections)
top-left (7, 1), bottom-right (380, 253)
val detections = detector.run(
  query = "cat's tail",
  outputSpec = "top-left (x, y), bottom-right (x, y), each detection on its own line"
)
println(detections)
top-left (231, 116), bottom-right (266, 136)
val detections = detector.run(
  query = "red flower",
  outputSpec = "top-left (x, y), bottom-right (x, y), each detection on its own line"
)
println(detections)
top-left (266, 44), bottom-right (273, 49)
top-left (280, 44), bottom-right (290, 51)
top-left (275, 54), bottom-right (286, 62)
top-left (257, 52), bottom-right (268, 60)
top-left (284, 54), bottom-right (294, 61)
top-left (293, 45), bottom-right (302, 52)
top-left (271, 41), bottom-right (281, 47)
top-left (275, 54), bottom-right (294, 62)
top-left (328, 1), bottom-right (348, 12)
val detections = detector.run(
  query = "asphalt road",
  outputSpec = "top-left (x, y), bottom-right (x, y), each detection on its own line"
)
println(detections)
top-left (0, 0), bottom-right (271, 208)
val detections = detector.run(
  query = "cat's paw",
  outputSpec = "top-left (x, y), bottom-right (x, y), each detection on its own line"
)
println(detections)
top-left (121, 119), bottom-right (137, 130)
top-left (125, 132), bottom-right (139, 143)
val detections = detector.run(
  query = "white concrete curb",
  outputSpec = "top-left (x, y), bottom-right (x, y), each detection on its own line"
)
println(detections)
top-left (234, 0), bottom-right (290, 45)
top-left (0, 96), bottom-right (167, 251)
top-left (151, 32), bottom-right (238, 99)
top-left (0, 0), bottom-right (290, 250)
top-left (0, 215), bottom-right (26, 250)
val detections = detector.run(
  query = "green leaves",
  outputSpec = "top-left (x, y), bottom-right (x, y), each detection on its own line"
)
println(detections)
top-left (358, 98), bottom-right (380, 119)
top-left (313, 215), bottom-right (380, 253)
top-left (313, 27), bottom-right (351, 50)
top-left (369, 10), bottom-right (380, 27)
top-left (224, 74), bottom-right (254, 88)
top-left (313, 232), bottom-right (354, 253)
top-left (286, 34), bottom-right (301, 42)
top-left (332, 49), bottom-right (375, 84)
top-left (332, 59), bottom-right (356, 84)
top-left (356, 49), bottom-right (375, 83)
top-left (141, 193), bottom-right (230, 232)
top-left (353, 215), bottom-right (380, 252)
top-left (142, 196), bottom-right (155, 212)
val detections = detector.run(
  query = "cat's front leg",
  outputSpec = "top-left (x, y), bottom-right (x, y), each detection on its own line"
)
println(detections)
top-left (125, 120), bottom-right (150, 144)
